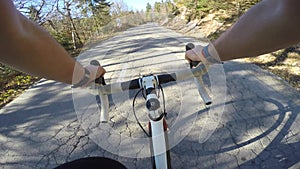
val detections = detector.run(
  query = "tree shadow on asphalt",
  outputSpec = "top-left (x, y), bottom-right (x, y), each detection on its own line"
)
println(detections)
top-left (66, 26), bottom-right (300, 168)
top-left (0, 81), bottom-right (75, 131)
top-left (79, 23), bottom-right (194, 62)
top-left (0, 81), bottom-right (80, 168)
top-left (3, 24), bottom-right (300, 168)
top-left (170, 61), bottom-right (300, 168)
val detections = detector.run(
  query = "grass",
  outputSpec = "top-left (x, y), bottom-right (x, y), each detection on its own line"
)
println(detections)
top-left (0, 67), bottom-right (40, 108)
top-left (244, 46), bottom-right (300, 91)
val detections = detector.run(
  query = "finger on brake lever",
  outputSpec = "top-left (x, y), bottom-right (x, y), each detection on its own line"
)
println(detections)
top-left (90, 60), bottom-right (109, 123)
top-left (90, 60), bottom-right (106, 85)
top-left (186, 43), bottom-right (200, 68)
top-left (186, 43), bottom-right (212, 105)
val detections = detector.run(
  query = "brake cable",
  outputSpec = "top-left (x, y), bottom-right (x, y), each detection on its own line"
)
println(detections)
top-left (133, 88), bottom-right (151, 137)
top-left (132, 85), bottom-right (167, 138)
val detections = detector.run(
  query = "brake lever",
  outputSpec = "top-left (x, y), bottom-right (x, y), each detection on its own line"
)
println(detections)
top-left (90, 60), bottom-right (106, 85)
top-left (90, 60), bottom-right (109, 123)
top-left (186, 43), bottom-right (201, 68)
top-left (186, 43), bottom-right (212, 105)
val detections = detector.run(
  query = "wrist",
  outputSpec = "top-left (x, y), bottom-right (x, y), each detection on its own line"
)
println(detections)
top-left (201, 45), bottom-right (222, 64)
top-left (72, 66), bottom-right (90, 88)
top-left (202, 45), bottom-right (210, 58)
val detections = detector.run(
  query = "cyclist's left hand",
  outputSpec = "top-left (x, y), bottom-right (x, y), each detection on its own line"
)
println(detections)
top-left (85, 64), bottom-right (106, 85)
top-left (72, 64), bottom-right (106, 88)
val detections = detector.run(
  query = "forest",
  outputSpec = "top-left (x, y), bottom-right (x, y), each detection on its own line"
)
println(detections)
top-left (0, 0), bottom-right (176, 107)
top-left (2, 0), bottom-right (298, 108)
top-left (10, 0), bottom-right (257, 54)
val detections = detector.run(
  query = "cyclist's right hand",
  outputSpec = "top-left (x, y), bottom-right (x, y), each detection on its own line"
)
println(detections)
top-left (185, 44), bottom-right (222, 65)
top-left (185, 45), bottom-right (205, 63)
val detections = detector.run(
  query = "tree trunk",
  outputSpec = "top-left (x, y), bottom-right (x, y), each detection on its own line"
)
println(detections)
top-left (65, 2), bottom-right (83, 49)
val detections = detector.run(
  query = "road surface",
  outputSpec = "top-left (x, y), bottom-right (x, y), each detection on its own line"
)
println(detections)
top-left (1, 23), bottom-right (300, 169)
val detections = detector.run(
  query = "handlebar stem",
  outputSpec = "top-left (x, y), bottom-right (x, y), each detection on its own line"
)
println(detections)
top-left (141, 75), bottom-right (164, 121)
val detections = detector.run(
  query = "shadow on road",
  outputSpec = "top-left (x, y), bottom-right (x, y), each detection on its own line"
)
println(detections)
top-left (171, 61), bottom-right (300, 168)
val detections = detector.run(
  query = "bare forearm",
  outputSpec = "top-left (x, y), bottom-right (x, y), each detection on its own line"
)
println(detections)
top-left (8, 15), bottom-right (79, 84)
top-left (213, 0), bottom-right (300, 61)
top-left (0, 1), bottom-right (83, 84)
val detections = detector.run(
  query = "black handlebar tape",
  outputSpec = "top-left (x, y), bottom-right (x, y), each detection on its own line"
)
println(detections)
top-left (90, 60), bottom-right (106, 85)
top-left (186, 43), bottom-right (195, 51)
top-left (186, 43), bottom-right (200, 68)
top-left (157, 74), bottom-right (176, 84)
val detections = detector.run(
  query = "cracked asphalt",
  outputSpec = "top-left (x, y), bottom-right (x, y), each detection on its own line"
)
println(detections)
top-left (1, 23), bottom-right (300, 169)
